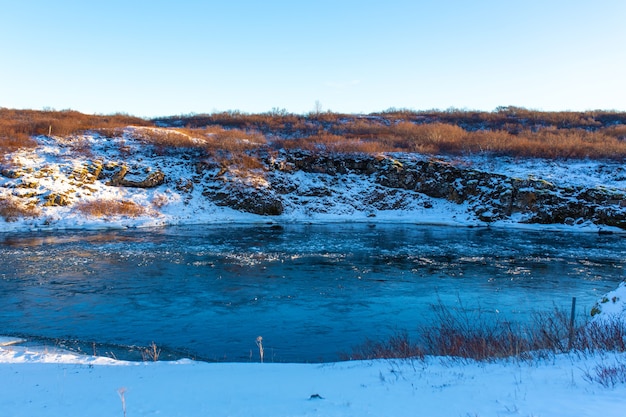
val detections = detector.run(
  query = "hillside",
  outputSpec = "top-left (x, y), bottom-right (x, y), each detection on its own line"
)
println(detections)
top-left (1, 109), bottom-right (625, 232)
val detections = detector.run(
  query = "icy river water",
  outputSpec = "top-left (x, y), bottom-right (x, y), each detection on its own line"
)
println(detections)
top-left (0, 224), bottom-right (624, 362)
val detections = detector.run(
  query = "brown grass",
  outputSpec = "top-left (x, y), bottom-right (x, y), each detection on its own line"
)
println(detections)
top-left (128, 127), bottom-right (202, 153)
top-left (1, 134), bottom-right (38, 160)
top-left (76, 199), bottom-right (147, 218)
top-left (0, 108), bottom-right (148, 159)
top-left (128, 126), bottom-right (267, 156)
top-left (275, 124), bottom-right (626, 159)
top-left (0, 196), bottom-right (41, 221)
top-left (0, 108), bottom-right (149, 138)
top-left (346, 303), bottom-right (626, 362)
top-left (344, 331), bottom-right (424, 360)
top-left (278, 133), bottom-right (390, 154)
top-left (2, 107), bottom-right (626, 160)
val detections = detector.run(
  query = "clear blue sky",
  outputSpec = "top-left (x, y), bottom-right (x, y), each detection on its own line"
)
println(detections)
top-left (1, 0), bottom-right (625, 117)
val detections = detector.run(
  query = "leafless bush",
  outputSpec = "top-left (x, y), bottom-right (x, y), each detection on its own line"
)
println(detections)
top-left (576, 317), bottom-right (626, 352)
top-left (3, 107), bottom-right (626, 159)
top-left (128, 127), bottom-right (202, 152)
top-left (344, 331), bottom-right (424, 360)
top-left (0, 108), bottom-right (149, 137)
top-left (142, 341), bottom-right (161, 361)
top-left (0, 133), bottom-right (37, 158)
top-left (583, 360), bottom-right (626, 387)
top-left (346, 303), bottom-right (626, 362)
top-left (420, 303), bottom-right (532, 361)
top-left (76, 199), bottom-right (147, 218)
top-left (151, 193), bottom-right (169, 208)
top-left (0, 196), bottom-right (41, 221)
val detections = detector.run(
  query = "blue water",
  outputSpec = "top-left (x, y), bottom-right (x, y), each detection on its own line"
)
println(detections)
top-left (0, 224), bottom-right (624, 362)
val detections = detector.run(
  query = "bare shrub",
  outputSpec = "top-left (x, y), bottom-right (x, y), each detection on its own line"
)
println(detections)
top-left (345, 300), bottom-right (626, 362)
top-left (209, 128), bottom-right (267, 153)
top-left (576, 317), bottom-right (626, 352)
top-left (0, 108), bottom-right (149, 138)
top-left (128, 127), bottom-right (201, 152)
top-left (528, 308), bottom-right (573, 352)
top-left (345, 331), bottom-right (424, 360)
top-left (0, 196), bottom-right (41, 221)
top-left (4, 107), bottom-right (626, 159)
top-left (583, 361), bottom-right (626, 387)
top-left (278, 133), bottom-right (392, 154)
top-left (76, 199), bottom-right (146, 218)
top-left (0, 133), bottom-right (37, 158)
top-left (238, 154), bottom-right (265, 171)
top-left (142, 342), bottom-right (161, 361)
top-left (419, 303), bottom-right (532, 360)
top-left (94, 127), bottom-right (125, 138)
top-left (151, 193), bottom-right (169, 208)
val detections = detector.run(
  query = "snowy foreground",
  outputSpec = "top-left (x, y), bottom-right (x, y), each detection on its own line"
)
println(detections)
top-left (0, 341), bottom-right (625, 417)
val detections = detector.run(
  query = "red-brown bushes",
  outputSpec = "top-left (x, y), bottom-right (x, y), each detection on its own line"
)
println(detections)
top-left (0, 196), bottom-right (41, 221)
top-left (3, 107), bottom-right (626, 159)
top-left (345, 331), bottom-right (424, 360)
top-left (0, 108), bottom-right (149, 138)
top-left (75, 199), bottom-right (147, 218)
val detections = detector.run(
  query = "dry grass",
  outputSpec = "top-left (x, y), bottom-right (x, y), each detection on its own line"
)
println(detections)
top-left (0, 108), bottom-right (147, 159)
top-left (168, 108), bottom-right (626, 159)
top-left (151, 193), bottom-right (169, 208)
top-left (0, 108), bottom-right (149, 138)
top-left (0, 133), bottom-right (37, 158)
top-left (76, 199), bottom-right (147, 218)
top-left (2, 107), bottom-right (626, 160)
top-left (128, 127), bottom-right (202, 153)
top-left (278, 133), bottom-right (390, 154)
top-left (346, 303), bottom-right (626, 362)
top-left (128, 126), bottom-right (267, 156)
top-left (0, 196), bottom-right (41, 221)
top-left (345, 331), bottom-right (424, 360)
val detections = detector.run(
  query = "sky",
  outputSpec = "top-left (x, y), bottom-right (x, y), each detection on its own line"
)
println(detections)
top-left (1, 0), bottom-right (625, 117)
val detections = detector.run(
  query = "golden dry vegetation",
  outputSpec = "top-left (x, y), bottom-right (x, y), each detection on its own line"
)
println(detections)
top-left (0, 108), bottom-right (149, 158)
top-left (75, 199), bottom-right (147, 218)
top-left (2, 107), bottom-right (626, 160)
top-left (0, 196), bottom-right (41, 221)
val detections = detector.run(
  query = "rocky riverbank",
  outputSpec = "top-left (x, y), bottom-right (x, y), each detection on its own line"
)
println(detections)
top-left (1, 131), bottom-right (625, 232)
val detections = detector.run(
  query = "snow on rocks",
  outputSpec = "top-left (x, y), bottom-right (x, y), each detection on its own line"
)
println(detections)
top-left (592, 281), bottom-right (626, 321)
top-left (1, 132), bottom-right (626, 232)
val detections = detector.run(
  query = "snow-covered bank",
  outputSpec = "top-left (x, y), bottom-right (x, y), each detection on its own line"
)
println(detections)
top-left (1, 130), bottom-right (625, 233)
top-left (1, 343), bottom-right (625, 417)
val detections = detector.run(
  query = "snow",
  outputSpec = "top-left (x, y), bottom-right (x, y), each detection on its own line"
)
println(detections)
top-left (1, 131), bottom-right (625, 233)
top-left (1, 343), bottom-right (625, 417)
top-left (593, 281), bottom-right (626, 321)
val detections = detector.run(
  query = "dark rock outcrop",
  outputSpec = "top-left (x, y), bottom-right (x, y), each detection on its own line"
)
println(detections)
top-left (271, 150), bottom-right (626, 229)
top-left (205, 184), bottom-right (283, 216)
top-left (107, 165), bottom-right (165, 188)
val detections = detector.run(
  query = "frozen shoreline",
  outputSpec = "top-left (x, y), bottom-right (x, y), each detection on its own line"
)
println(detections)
top-left (1, 342), bottom-right (626, 417)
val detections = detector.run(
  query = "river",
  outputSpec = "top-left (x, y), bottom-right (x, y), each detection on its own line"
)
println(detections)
top-left (0, 224), bottom-right (624, 362)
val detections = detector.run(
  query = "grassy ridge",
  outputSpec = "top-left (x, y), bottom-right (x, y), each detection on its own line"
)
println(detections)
top-left (2, 107), bottom-right (626, 159)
